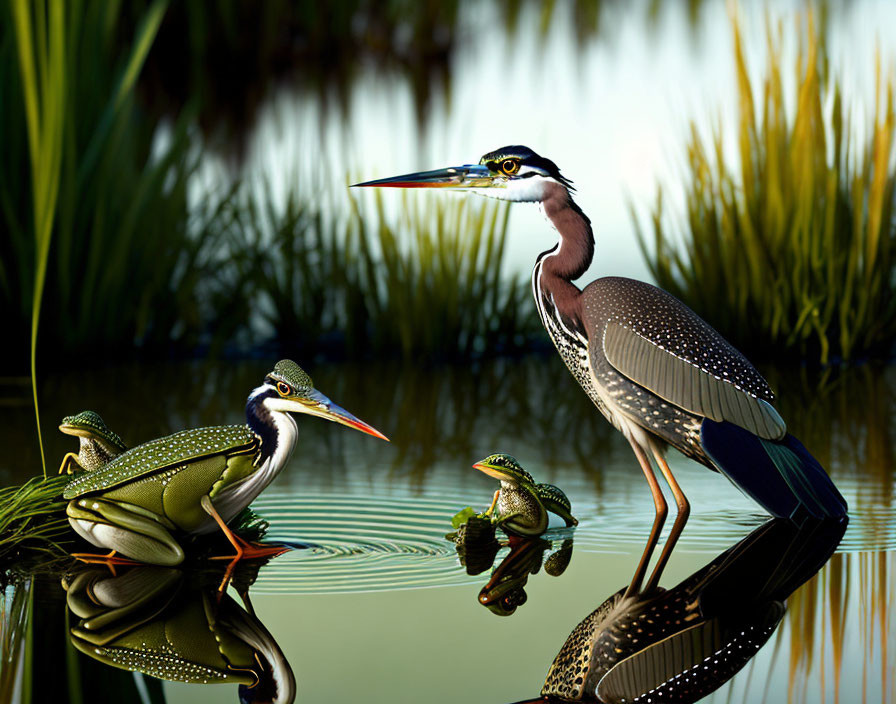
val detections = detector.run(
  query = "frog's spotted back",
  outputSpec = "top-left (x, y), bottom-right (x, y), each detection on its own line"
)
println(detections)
top-left (269, 359), bottom-right (313, 393)
top-left (63, 425), bottom-right (256, 499)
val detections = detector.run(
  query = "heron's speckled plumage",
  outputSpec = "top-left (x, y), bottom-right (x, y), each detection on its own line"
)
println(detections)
top-left (63, 425), bottom-right (257, 499)
top-left (585, 277), bottom-right (774, 401)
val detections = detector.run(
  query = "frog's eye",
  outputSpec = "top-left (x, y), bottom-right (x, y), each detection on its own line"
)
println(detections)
top-left (500, 159), bottom-right (519, 175)
top-left (276, 381), bottom-right (291, 396)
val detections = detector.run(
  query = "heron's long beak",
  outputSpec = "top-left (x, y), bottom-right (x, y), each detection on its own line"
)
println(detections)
top-left (352, 164), bottom-right (498, 190)
top-left (298, 389), bottom-right (389, 441)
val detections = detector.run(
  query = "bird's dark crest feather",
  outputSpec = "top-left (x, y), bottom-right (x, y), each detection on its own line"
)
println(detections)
top-left (479, 145), bottom-right (576, 191)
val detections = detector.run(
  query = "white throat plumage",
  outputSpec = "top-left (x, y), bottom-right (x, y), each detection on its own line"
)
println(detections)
top-left (200, 385), bottom-right (299, 530)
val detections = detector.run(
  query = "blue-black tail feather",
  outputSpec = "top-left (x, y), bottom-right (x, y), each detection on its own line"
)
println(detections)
top-left (700, 420), bottom-right (847, 522)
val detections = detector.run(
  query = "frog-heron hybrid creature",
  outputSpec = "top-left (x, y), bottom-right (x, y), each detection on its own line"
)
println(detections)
top-left (64, 360), bottom-right (388, 567)
top-left (354, 146), bottom-right (847, 595)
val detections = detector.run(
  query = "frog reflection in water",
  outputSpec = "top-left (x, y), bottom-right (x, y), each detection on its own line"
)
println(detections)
top-left (533, 517), bottom-right (846, 703)
top-left (57, 410), bottom-right (128, 475)
top-left (63, 561), bottom-right (295, 704)
top-left (448, 514), bottom-right (574, 616)
top-left (473, 454), bottom-right (578, 536)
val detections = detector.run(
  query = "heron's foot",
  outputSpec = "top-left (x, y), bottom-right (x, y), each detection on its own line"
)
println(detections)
top-left (209, 539), bottom-right (288, 597)
top-left (209, 534), bottom-right (289, 562)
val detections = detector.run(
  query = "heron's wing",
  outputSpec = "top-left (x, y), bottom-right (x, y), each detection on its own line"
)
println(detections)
top-left (64, 425), bottom-right (257, 498)
top-left (585, 277), bottom-right (785, 440)
top-left (595, 603), bottom-right (785, 704)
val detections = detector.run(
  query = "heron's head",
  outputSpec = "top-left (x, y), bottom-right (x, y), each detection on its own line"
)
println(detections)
top-left (251, 359), bottom-right (389, 441)
top-left (352, 145), bottom-right (573, 203)
top-left (473, 453), bottom-right (534, 486)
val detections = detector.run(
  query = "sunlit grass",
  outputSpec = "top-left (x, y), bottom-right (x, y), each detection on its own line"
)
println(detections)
top-left (347, 191), bottom-right (536, 361)
top-left (219, 184), bottom-right (537, 362)
top-left (634, 11), bottom-right (896, 364)
top-left (3, 0), bottom-right (173, 474)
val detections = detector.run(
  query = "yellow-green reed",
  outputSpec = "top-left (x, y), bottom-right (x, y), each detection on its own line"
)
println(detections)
top-left (11, 0), bottom-right (65, 477)
top-left (634, 12), bottom-right (896, 364)
top-left (778, 551), bottom-right (894, 703)
top-left (8, 0), bottom-right (167, 476)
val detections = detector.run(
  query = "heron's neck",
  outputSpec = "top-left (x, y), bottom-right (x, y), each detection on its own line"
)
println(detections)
top-left (246, 390), bottom-right (298, 469)
top-left (533, 183), bottom-right (594, 329)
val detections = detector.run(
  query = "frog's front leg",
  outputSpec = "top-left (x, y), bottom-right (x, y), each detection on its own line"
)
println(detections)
top-left (484, 490), bottom-right (500, 518)
top-left (66, 498), bottom-right (185, 566)
top-left (58, 452), bottom-right (84, 475)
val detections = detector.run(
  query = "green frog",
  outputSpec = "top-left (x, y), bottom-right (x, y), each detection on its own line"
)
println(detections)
top-left (473, 453), bottom-right (577, 535)
top-left (57, 410), bottom-right (128, 474)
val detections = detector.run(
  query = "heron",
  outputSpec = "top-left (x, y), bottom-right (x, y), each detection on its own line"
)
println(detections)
top-left (353, 145), bottom-right (847, 595)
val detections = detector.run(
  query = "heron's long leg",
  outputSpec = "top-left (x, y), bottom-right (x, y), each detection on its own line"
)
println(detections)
top-left (201, 496), bottom-right (288, 594)
top-left (644, 445), bottom-right (691, 594)
top-left (201, 497), bottom-right (289, 562)
top-left (624, 438), bottom-right (668, 599)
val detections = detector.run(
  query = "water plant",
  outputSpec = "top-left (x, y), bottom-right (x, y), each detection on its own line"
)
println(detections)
top-left (0, 476), bottom-right (71, 561)
top-left (347, 191), bottom-right (536, 361)
top-left (634, 12), bottom-right (896, 364)
top-left (219, 183), bottom-right (537, 362)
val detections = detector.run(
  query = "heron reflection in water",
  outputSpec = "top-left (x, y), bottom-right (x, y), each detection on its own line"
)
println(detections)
top-left (507, 516), bottom-right (846, 704)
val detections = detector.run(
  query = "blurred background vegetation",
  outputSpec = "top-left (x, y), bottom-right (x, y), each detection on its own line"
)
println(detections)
top-left (2, 0), bottom-right (894, 373)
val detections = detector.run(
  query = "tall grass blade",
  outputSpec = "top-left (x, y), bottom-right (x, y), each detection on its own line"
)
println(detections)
top-left (12, 0), bottom-right (67, 477)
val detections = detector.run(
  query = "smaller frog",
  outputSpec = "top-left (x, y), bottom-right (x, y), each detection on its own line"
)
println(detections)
top-left (473, 453), bottom-right (578, 536)
top-left (58, 410), bottom-right (128, 475)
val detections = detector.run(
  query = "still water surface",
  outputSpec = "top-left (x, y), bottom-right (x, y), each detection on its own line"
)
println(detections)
top-left (1, 358), bottom-right (894, 702)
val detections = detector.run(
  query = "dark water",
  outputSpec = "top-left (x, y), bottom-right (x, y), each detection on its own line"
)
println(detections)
top-left (0, 358), bottom-right (894, 702)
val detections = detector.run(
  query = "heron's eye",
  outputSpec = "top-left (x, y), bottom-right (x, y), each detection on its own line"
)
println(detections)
top-left (276, 382), bottom-right (291, 396)
top-left (501, 159), bottom-right (519, 175)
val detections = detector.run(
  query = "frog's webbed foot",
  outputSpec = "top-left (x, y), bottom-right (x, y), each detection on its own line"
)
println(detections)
top-left (70, 550), bottom-right (141, 576)
top-left (70, 550), bottom-right (140, 565)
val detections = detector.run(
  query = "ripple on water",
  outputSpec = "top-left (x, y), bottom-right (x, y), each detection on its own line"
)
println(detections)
top-left (248, 484), bottom-right (895, 595)
top-left (249, 493), bottom-right (479, 594)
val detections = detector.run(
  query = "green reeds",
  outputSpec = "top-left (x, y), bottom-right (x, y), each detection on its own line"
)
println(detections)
top-left (11, 0), bottom-right (66, 477)
top-left (634, 12), bottom-right (896, 364)
top-left (0, 476), bottom-right (71, 561)
top-left (348, 191), bottom-right (535, 360)
top-left (4, 0), bottom-right (169, 474)
top-left (221, 183), bottom-right (536, 361)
